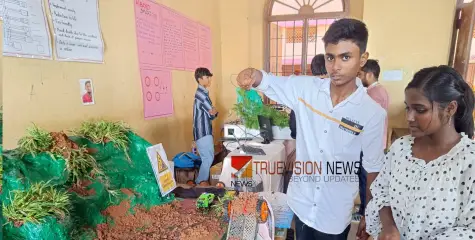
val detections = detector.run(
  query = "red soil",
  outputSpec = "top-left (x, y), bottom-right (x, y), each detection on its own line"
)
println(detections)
top-left (96, 199), bottom-right (225, 240)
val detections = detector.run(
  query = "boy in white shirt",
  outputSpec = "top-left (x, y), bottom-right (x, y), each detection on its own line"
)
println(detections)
top-left (236, 18), bottom-right (386, 240)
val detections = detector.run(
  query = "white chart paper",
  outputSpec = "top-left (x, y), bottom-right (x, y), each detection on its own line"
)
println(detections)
top-left (382, 69), bottom-right (404, 81)
top-left (49, 0), bottom-right (104, 63)
top-left (2, 0), bottom-right (52, 59)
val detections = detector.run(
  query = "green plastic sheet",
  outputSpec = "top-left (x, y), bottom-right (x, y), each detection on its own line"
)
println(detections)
top-left (2, 131), bottom-right (174, 239)
top-left (3, 216), bottom-right (72, 240)
top-left (72, 132), bottom-right (174, 208)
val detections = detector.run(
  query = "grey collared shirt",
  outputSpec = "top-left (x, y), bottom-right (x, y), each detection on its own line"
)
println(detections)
top-left (193, 85), bottom-right (215, 141)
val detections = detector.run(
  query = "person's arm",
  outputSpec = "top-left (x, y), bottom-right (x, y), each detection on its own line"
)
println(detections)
top-left (364, 139), bottom-right (398, 236)
top-left (430, 159), bottom-right (475, 239)
top-left (362, 109), bottom-right (387, 208)
top-left (249, 69), bottom-right (317, 110)
top-left (196, 94), bottom-right (216, 119)
top-left (210, 110), bottom-right (217, 120)
top-left (367, 88), bottom-right (389, 112)
top-left (379, 206), bottom-right (397, 229)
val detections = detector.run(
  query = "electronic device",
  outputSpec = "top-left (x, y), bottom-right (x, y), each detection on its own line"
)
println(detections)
top-left (220, 137), bottom-right (254, 142)
top-left (240, 145), bottom-right (266, 155)
top-left (232, 134), bottom-right (266, 156)
top-left (223, 124), bottom-right (261, 139)
top-left (257, 115), bottom-right (273, 144)
top-left (271, 126), bottom-right (293, 140)
top-left (269, 104), bottom-right (287, 111)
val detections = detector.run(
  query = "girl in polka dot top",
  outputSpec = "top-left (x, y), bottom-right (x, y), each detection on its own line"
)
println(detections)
top-left (364, 66), bottom-right (475, 240)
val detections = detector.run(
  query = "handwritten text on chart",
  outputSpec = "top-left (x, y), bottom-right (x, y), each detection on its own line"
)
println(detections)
top-left (49, 0), bottom-right (104, 62)
top-left (2, 0), bottom-right (52, 59)
top-left (134, 0), bottom-right (212, 70)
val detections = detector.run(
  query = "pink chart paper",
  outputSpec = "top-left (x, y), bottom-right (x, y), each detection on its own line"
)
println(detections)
top-left (140, 68), bottom-right (173, 119)
top-left (134, 0), bottom-right (213, 119)
top-left (182, 17), bottom-right (199, 71)
top-left (134, 0), bottom-right (212, 71)
top-left (198, 23), bottom-right (212, 70)
top-left (161, 5), bottom-right (185, 70)
top-left (134, 0), bottom-right (163, 67)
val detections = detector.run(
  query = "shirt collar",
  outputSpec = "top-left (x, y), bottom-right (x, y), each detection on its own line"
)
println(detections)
top-left (367, 81), bottom-right (379, 89)
top-left (319, 77), bottom-right (365, 104)
top-left (198, 84), bottom-right (209, 93)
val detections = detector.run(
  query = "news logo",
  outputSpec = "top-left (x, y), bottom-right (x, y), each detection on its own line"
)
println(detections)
top-left (230, 155), bottom-right (253, 178)
top-left (230, 156), bottom-right (262, 191)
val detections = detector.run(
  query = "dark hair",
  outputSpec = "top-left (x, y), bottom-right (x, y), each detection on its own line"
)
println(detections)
top-left (362, 59), bottom-right (380, 79)
top-left (405, 65), bottom-right (474, 138)
top-left (194, 67), bottom-right (213, 82)
top-left (311, 54), bottom-right (327, 76)
top-left (85, 81), bottom-right (91, 85)
top-left (322, 18), bottom-right (368, 53)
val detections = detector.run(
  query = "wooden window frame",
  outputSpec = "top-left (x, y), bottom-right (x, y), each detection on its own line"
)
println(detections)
top-left (263, 0), bottom-right (350, 103)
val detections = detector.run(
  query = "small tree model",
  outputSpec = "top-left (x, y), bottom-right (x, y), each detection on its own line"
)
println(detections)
top-left (233, 89), bottom-right (289, 130)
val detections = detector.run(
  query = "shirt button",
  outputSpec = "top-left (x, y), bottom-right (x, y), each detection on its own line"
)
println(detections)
top-left (329, 110), bottom-right (333, 113)
top-left (320, 150), bottom-right (323, 153)
top-left (314, 204), bottom-right (317, 206)
top-left (324, 130), bottom-right (327, 133)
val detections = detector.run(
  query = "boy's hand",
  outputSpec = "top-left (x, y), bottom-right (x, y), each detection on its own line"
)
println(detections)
top-left (237, 68), bottom-right (262, 90)
top-left (378, 226), bottom-right (400, 240)
top-left (356, 217), bottom-right (370, 240)
top-left (209, 107), bottom-right (218, 116)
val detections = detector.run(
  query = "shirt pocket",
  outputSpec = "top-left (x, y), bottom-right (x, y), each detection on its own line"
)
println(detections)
top-left (333, 120), bottom-right (361, 156)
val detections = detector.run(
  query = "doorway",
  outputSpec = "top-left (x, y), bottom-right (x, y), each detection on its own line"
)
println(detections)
top-left (450, 0), bottom-right (475, 89)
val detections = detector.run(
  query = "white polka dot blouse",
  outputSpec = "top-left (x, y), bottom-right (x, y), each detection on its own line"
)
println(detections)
top-left (366, 133), bottom-right (475, 240)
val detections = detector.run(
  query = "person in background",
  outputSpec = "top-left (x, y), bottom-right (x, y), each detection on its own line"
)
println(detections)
top-left (366, 65), bottom-right (475, 239)
top-left (353, 59), bottom-right (390, 222)
top-left (237, 18), bottom-right (386, 240)
top-left (82, 81), bottom-right (93, 103)
top-left (193, 67), bottom-right (218, 186)
top-left (359, 59), bottom-right (389, 120)
top-left (311, 53), bottom-right (329, 79)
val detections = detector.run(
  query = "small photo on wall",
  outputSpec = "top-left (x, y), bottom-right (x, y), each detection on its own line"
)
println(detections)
top-left (79, 79), bottom-right (95, 105)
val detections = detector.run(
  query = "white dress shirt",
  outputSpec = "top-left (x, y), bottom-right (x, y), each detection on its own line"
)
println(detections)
top-left (255, 70), bottom-right (386, 234)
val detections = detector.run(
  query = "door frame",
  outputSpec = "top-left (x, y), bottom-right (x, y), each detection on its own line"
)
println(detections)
top-left (449, 0), bottom-right (475, 79)
top-left (449, 0), bottom-right (464, 66)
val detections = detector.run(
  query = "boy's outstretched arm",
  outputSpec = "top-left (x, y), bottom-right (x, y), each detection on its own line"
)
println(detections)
top-left (237, 68), bottom-right (318, 110)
